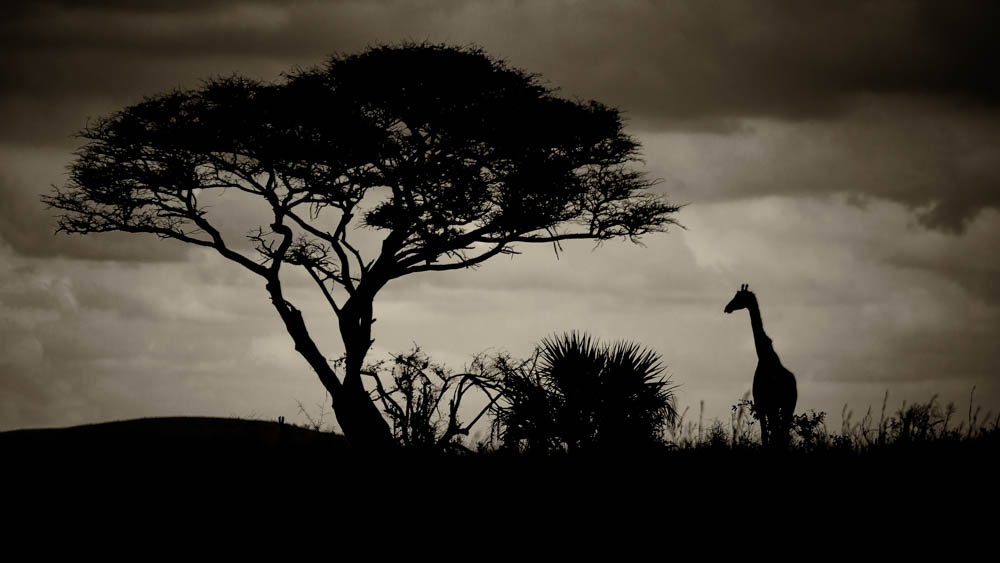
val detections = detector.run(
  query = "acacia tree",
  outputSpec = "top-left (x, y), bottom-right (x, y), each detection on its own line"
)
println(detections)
top-left (44, 44), bottom-right (680, 450)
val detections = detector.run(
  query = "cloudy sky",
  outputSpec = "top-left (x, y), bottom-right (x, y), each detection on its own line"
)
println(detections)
top-left (2, 0), bottom-right (998, 435)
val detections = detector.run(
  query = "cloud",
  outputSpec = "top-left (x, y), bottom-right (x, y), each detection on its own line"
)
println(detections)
top-left (3, 1), bottom-right (998, 143)
top-left (880, 209), bottom-right (1000, 305)
top-left (457, 1), bottom-right (1000, 129)
top-left (640, 97), bottom-right (1000, 232)
top-left (0, 150), bottom-right (191, 261)
top-left (680, 195), bottom-right (1000, 377)
top-left (1, 1), bottom-right (998, 430)
top-left (0, 244), bottom-right (325, 430)
top-left (1, 144), bottom-right (292, 262)
top-left (674, 196), bottom-right (1000, 419)
top-left (3, 1), bottom-right (997, 231)
top-left (2, 194), bottom-right (998, 430)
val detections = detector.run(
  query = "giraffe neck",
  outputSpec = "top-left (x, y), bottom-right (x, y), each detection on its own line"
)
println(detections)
top-left (747, 299), bottom-right (775, 361)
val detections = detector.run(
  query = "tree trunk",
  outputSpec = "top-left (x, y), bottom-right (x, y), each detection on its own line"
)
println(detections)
top-left (266, 281), bottom-right (394, 452)
top-left (337, 343), bottom-right (395, 452)
top-left (337, 292), bottom-right (395, 451)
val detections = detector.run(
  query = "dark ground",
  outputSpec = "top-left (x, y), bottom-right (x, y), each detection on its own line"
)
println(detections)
top-left (3, 416), bottom-right (995, 488)
top-left (1, 417), bottom-right (995, 545)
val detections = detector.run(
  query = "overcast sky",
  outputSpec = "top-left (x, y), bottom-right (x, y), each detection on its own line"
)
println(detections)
top-left (1, 0), bottom-right (998, 435)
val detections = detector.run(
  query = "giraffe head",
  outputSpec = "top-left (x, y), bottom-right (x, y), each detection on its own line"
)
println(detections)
top-left (724, 283), bottom-right (755, 314)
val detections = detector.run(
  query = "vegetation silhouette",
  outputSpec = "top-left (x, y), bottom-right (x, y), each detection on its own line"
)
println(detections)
top-left (43, 43), bottom-right (681, 450)
top-left (3, 394), bottom-right (995, 521)
top-left (363, 346), bottom-right (502, 453)
top-left (664, 390), bottom-right (999, 457)
top-left (488, 332), bottom-right (678, 454)
top-left (724, 284), bottom-right (797, 447)
top-left (3, 386), bottom-right (996, 502)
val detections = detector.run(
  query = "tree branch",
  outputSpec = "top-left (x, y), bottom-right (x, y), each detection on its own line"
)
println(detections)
top-left (182, 189), bottom-right (271, 276)
top-left (401, 241), bottom-right (514, 275)
top-left (304, 264), bottom-right (341, 314)
top-left (285, 208), bottom-right (363, 295)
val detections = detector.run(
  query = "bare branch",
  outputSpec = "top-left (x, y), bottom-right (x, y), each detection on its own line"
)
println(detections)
top-left (304, 264), bottom-right (341, 314)
top-left (285, 209), bottom-right (362, 295)
top-left (401, 241), bottom-right (515, 275)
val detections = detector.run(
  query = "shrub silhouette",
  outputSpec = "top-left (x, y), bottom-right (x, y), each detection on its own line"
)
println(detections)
top-left (491, 332), bottom-right (677, 454)
top-left (365, 346), bottom-right (503, 452)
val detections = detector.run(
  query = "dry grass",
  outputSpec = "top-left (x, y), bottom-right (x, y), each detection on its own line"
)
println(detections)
top-left (662, 387), bottom-right (999, 455)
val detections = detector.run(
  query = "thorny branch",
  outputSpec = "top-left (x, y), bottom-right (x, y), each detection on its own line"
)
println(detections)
top-left (362, 347), bottom-right (503, 450)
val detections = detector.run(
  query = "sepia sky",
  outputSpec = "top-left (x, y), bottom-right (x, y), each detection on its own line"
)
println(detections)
top-left (1, 0), bottom-right (998, 434)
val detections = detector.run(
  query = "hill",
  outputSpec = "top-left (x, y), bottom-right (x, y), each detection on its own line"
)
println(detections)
top-left (0, 416), bottom-right (349, 461)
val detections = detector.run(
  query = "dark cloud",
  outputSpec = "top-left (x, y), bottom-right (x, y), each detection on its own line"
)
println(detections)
top-left (3, 1), bottom-right (243, 16)
top-left (0, 174), bottom-right (189, 261)
top-left (2, 1), bottom-right (997, 136)
top-left (489, 0), bottom-right (1000, 129)
top-left (641, 98), bottom-right (1000, 232)
top-left (2, 0), bottom-right (996, 230)
top-left (881, 209), bottom-right (1000, 305)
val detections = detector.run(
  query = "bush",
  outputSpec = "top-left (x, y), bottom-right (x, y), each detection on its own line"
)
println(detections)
top-left (489, 332), bottom-right (678, 454)
top-left (364, 346), bottom-right (501, 452)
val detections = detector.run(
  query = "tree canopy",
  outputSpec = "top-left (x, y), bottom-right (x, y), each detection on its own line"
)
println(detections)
top-left (45, 43), bottom-right (681, 449)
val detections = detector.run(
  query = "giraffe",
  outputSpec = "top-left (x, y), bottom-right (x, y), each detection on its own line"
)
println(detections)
top-left (724, 284), bottom-right (797, 447)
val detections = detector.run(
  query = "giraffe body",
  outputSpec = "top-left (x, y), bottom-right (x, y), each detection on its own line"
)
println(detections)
top-left (725, 284), bottom-right (797, 447)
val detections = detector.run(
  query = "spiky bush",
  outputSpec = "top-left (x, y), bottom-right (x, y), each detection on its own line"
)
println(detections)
top-left (490, 332), bottom-right (677, 454)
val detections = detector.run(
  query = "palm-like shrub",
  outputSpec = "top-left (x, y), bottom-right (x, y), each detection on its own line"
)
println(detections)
top-left (491, 332), bottom-right (677, 453)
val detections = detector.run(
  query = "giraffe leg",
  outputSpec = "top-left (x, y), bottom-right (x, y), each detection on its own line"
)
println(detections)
top-left (781, 410), bottom-right (794, 447)
top-left (759, 414), bottom-right (769, 447)
top-left (774, 413), bottom-right (785, 448)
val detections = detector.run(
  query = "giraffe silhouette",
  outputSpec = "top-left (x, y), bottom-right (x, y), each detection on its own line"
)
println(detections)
top-left (724, 284), bottom-right (797, 447)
